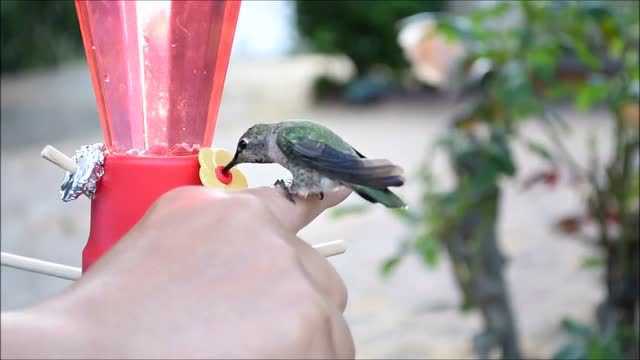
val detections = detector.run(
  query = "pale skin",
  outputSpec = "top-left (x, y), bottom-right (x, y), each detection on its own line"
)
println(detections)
top-left (1, 186), bottom-right (355, 359)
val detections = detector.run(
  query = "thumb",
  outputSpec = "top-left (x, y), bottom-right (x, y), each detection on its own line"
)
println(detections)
top-left (244, 186), bottom-right (351, 233)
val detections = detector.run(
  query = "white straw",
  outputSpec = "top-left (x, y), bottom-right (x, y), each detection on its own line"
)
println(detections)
top-left (1, 252), bottom-right (81, 281)
top-left (41, 145), bottom-right (77, 172)
top-left (313, 240), bottom-right (347, 257)
top-left (1, 241), bottom-right (344, 282)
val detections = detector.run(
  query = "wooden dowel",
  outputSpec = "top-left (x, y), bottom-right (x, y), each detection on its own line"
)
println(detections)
top-left (1, 252), bottom-right (81, 281)
top-left (41, 145), bottom-right (77, 173)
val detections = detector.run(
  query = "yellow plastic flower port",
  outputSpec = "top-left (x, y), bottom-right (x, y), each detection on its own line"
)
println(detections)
top-left (198, 148), bottom-right (248, 190)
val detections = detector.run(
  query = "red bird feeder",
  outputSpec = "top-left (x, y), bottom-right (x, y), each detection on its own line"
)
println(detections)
top-left (73, 0), bottom-right (241, 271)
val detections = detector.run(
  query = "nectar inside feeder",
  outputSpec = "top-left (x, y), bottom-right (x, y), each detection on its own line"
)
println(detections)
top-left (74, 0), bottom-right (241, 271)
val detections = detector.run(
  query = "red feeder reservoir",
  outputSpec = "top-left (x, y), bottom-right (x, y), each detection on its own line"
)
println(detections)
top-left (75, 0), bottom-right (241, 271)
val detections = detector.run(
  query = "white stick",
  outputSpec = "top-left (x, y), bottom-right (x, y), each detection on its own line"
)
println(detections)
top-left (1, 252), bottom-right (81, 281)
top-left (41, 145), bottom-right (77, 173)
top-left (313, 240), bottom-right (347, 258)
top-left (0, 241), bottom-right (344, 283)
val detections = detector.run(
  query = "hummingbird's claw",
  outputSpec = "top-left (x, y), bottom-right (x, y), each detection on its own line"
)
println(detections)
top-left (284, 191), bottom-right (296, 203)
top-left (274, 179), bottom-right (296, 204)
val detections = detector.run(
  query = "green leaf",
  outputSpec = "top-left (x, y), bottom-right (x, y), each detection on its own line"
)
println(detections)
top-left (329, 204), bottom-right (369, 219)
top-left (487, 134), bottom-right (517, 176)
top-left (554, 318), bottom-right (591, 359)
top-left (524, 140), bottom-right (555, 164)
top-left (628, 172), bottom-right (640, 208)
top-left (586, 336), bottom-right (624, 360)
top-left (436, 20), bottom-right (463, 41)
top-left (580, 256), bottom-right (604, 269)
top-left (389, 207), bottom-right (420, 225)
top-left (573, 37), bottom-right (601, 70)
top-left (526, 46), bottom-right (558, 79)
top-left (609, 36), bottom-right (624, 58)
top-left (546, 83), bottom-right (579, 100)
top-left (555, 317), bottom-right (628, 360)
top-left (562, 318), bottom-right (593, 339)
top-left (576, 82), bottom-right (609, 111)
top-left (380, 256), bottom-right (403, 277)
top-left (416, 233), bottom-right (440, 267)
top-left (495, 62), bottom-right (541, 118)
top-left (554, 341), bottom-right (587, 360)
top-left (380, 239), bottom-right (412, 278)
top-left (469, 1), bottom-right (511, 23)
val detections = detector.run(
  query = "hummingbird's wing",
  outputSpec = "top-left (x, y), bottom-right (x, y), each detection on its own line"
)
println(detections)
top-left (277, 123), bottom-right (404, 188)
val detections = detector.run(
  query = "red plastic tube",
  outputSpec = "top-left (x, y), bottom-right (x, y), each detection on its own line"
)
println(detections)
top-left (83, 154), bottom-right (201, 271)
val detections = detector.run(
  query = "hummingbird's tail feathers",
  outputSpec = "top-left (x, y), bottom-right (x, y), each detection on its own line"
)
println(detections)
top-left (282, 135), bottom-right (406, 188)
top-left (347, 158), bottom-right (405, 188)
top-left (300, 147), bottom-right (405, 187)
top-left (351, 184), bottom-right (406, 209)
top-left (324, 159), bottom-right (404, 188)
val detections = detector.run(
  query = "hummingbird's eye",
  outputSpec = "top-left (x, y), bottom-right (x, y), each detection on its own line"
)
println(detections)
top-left (238, 139), bottom-right (248, 151)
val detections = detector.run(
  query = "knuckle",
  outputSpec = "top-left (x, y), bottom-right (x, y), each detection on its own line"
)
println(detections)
top-left (235, 192), bottom-right (268, 213)
top-left (145, 187), bottom-right (194, 217)
top-left (154, 186), bottom-right (188, 205)
top-left (334, 275), bottom-right (349, 311)
top-left (286, 292), bottom-right (333, 348)
top-left (144, 187), bottom-right (230, 224)
top-left (154, 186), bottom-right (208, 207)
top-left (151, 188), bottom-right (274, 226)
top-left (226, 193), bottom-right (271, 221)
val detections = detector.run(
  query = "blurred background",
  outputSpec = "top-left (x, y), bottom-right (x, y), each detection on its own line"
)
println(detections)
top-left (1, 1), bottom-right (638, 359)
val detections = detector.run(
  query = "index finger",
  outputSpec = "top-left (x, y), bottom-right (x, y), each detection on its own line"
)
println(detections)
top-left (243, 186), bottom-right (351, 233)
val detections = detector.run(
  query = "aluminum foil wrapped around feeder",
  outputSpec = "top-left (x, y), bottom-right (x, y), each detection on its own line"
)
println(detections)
top-left (60, 143), bottom-right (106, 202)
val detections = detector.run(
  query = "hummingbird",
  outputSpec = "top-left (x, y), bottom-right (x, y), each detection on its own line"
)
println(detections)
top-left (223, 120), bottom-right (406, 208)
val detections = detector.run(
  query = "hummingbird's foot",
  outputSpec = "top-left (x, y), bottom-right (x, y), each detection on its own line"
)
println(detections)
top-left (303, 192), bottom-right (324, 201)
top-left (274, 179), bottom-right (296, 203)
top-left (273, 179), bottom-right (294, 187)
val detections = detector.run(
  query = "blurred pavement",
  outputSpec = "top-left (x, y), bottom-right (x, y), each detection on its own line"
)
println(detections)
top-left (1, 57), bottom-right (607, 358)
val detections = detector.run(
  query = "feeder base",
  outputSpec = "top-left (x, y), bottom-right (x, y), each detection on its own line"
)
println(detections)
top-left (83, 154), bottom-right (201, 271)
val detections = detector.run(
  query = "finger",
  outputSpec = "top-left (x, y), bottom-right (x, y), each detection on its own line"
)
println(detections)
top-left (244, 186), bottom-right (351, 233)
top-left (289, 235), bottom-right (348, 312)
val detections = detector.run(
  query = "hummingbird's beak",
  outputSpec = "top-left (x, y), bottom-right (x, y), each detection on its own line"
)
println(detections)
top-left (223, 152), bottom-right (239, 172)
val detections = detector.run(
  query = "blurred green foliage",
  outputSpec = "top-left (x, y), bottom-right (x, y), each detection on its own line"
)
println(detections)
top-left (327, 0), bottom-right (639, 357)
top-left (377, 1), bottom-right (638, 358)
top-left (384, 0), bottom-right (639, 287)
top-left (295, 0), bottom-right (446, 77)
top-left (553, 318), bottom-right (638, 360)
top-left (1, 0), bottom-right (83, 74)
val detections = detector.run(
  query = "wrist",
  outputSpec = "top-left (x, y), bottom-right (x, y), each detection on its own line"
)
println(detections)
top-left (1, 290), bottom-right (100, 358)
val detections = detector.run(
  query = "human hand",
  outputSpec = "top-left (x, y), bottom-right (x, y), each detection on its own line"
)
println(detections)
top-left (1, 186), bottom-right (354, 359)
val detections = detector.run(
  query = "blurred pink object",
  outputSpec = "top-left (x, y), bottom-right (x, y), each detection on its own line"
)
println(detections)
top-left (75, 0), bottom-right (241, 155)
top-left (398, 15), bottom-right (465, 87)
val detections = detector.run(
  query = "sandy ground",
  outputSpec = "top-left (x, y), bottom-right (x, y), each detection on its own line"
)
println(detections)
top-left (1, 56), bottom-right (607, 358)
